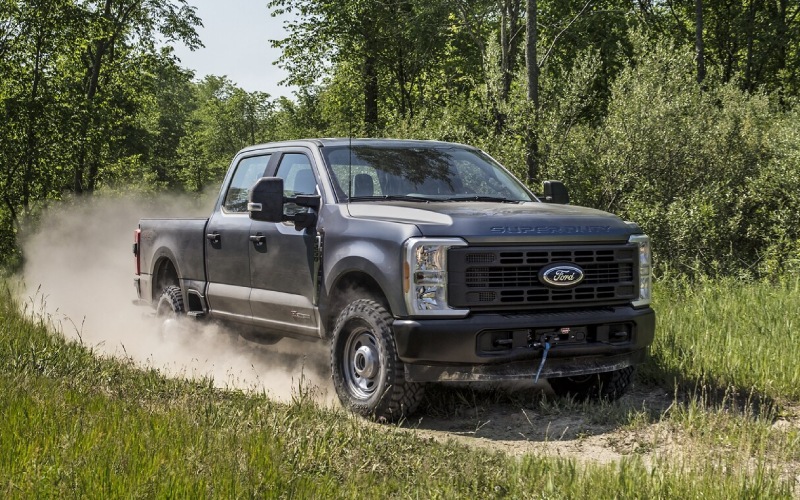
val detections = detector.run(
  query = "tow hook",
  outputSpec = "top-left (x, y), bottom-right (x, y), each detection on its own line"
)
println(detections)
top-left (530, 327), bottom-right (577, 383)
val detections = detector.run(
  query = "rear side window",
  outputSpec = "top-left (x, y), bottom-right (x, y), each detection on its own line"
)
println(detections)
top-left (223, 154), bottom-right (271, 213)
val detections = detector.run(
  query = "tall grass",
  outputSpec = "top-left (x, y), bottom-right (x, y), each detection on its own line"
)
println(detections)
top-left (1, 283), bottom-right (797, 498)
top-left (647, 278), bottom-right (800, 402)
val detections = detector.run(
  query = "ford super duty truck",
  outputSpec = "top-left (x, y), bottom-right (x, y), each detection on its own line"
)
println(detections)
top-left (133, 139), bottom-right (655, 420)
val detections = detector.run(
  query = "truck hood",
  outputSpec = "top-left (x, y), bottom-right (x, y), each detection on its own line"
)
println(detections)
top-left (345, 201), bottom-right (636, 244)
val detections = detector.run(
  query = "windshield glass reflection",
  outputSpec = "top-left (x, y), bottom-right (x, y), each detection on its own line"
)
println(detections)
top-left (322, 145), bottom-right (534, 203)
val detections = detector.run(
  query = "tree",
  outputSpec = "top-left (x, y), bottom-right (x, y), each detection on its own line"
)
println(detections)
top-left (270, 0), bottom-right (455, 134)
top-left (525, 0), bottom-right (539, 181)
top-left (695, 0), bottom-right (705, 85)
top-left (665, 0), bottom-right (800, 96)
top-left (177, 76), bottom-right (275, 192)
top-left (69, 0), bottom-right (202, 194)
top-left (0, 0), bottom-right (202, 266)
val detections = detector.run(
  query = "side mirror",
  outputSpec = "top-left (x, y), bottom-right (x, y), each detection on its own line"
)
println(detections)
top-left (542, 180), bottom-right (569, 205)
top-left (248, 177), bottom-right (322, 230)
top-left (248, 177), bottom-right (285, 222)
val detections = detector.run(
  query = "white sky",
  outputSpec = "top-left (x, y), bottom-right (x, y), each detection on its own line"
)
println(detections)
top-left (171, 0), bottom-right (297, 98)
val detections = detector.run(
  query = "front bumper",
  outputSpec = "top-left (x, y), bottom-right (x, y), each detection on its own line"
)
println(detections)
top-left (393, 306), bottom-right (655, 383)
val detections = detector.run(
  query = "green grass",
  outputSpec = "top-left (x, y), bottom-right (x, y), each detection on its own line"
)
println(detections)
top-left (1, 282), bottom-right (799, 498)
top-left (647, 277), bottom-right (800, 402)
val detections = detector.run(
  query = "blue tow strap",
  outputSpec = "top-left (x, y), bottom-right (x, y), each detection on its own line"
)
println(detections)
top-left (534, 342), bottom-right (551, 384)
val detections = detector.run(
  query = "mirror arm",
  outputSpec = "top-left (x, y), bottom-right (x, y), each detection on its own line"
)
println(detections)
top-left (289, 195), bottom-right (321, 210)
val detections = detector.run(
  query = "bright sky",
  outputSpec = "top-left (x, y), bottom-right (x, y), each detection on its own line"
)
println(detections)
top-left (171, 0), bottom-right (296, 98)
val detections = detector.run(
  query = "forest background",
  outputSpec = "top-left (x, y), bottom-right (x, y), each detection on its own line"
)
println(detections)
top-left (2, 0), bottom-right (799, 280)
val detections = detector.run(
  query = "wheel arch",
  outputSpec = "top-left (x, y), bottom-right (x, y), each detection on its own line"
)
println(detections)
top-left (324, 270), bottom-right (390, 338)
top-left (152, 253), bottom-right (180, 301)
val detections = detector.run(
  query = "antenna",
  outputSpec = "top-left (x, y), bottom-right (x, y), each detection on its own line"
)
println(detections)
top-left (348, 109), bottom-right (353, 201)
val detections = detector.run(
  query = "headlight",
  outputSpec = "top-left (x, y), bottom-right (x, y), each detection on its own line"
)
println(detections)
top-left (629, 234), bottom-right (652, 307)
top-left (403, 237), bottom-right (469, 317)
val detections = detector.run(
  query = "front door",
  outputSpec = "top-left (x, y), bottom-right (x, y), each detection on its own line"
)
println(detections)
top-left (249, 151), bottom-right (320, 337)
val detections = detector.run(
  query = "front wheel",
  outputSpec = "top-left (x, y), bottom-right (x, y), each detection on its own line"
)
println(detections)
top-left (548, 366), bottom-right (635, 402)
top-left (331, 299), bottom-right (424, 421)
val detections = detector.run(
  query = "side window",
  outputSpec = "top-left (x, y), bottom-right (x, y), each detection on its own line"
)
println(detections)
top-left (276, 153), bottom-right (317, 195)
top-left (223, 155), bottom-right (271, 213)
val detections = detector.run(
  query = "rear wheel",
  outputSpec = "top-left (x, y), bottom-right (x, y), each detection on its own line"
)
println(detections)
top-left (548, 366), bottom-right (635, 402)
top-left (156, 285), bottom-right (185, 336)
top-left (331, 299), bottom-right (424, 421)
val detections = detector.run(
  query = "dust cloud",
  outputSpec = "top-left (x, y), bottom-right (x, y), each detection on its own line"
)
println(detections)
top-left (20, 193), bottom-right (334, 405)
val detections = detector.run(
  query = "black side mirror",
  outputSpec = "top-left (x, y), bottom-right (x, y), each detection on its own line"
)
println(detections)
top-left (542, 180), bottom-right (569, 204)
top-left (249, 177), bottom-right (285, 222)
top-left (249, 177), bottom-right (322, 230)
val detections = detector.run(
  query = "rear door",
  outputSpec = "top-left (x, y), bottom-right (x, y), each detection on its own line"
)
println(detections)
top-left (205, 153), bottom-right (272, 324)
top-left (249, 150), bottom-right (320, 337)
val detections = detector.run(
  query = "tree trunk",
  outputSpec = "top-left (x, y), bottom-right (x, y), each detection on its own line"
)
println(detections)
top-left (525, 0), bottom-right (539, 183)
top-left (499, 0), bottom-right (522, 103)
top-left (526, 0), bottom-right (538, 109)
top-left (75, 37), bottom-right (107, 194)
top-left (23, 31), bottom-right (44, 214)
top-left (77, 0), bottom-right (140, 193)
top-left (75, 0), bottom-right (115, 194)
top-left (695, 0), bottom-right (705, 86)
top-left (363, 30), bottom-right (379, 136)
top-left (744, 0), bottom-right (756, 91)
top-left (775, 0), bottom-right (788, 75)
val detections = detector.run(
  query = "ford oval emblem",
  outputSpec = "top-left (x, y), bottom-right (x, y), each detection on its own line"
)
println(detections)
top-left (539, 263), bottom-right (585, 288)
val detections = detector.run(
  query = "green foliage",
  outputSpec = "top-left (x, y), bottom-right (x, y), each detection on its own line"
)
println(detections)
top-left (0, 0), bottom-right (204, 260)
top-left (176, 76), bottom-right (276, 192)
top-left (270, 0), bottom-right (482, 134)
top-left (2, 0), bottom-right (800, 279)
top-left (547, 36), bottom-right (800, 277)
top-left (665, 0), bottom-right (800, 94)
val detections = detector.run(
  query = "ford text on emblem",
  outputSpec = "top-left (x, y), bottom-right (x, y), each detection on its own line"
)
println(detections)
top-left (539, 263), bottom-right (585, 288)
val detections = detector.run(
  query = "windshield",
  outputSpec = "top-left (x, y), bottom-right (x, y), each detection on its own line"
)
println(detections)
top-left (321, 145), bottom-right (535, 203)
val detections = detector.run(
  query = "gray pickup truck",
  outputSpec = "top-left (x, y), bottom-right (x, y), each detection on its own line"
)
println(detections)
top-left (133, 139), bottom-right (655, 420)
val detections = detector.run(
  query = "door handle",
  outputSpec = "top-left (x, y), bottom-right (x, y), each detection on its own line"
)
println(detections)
top-left (206, 232), bottom-right (220, 243)
top-left (249, 234), bottom-right (266, 245)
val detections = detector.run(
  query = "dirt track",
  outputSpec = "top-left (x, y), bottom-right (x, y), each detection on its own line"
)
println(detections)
top-left (407, 383), bottom-right (676, 465)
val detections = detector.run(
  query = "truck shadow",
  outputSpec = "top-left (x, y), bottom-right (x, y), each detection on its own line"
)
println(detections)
top-left (405, 382), bottom-right (668, 444)
top-left (406, 374), bottom-right (780, 445)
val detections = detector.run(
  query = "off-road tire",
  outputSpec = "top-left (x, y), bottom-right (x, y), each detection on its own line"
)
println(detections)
top-left (548, 366), bottom-right (635, 402)
top-left (156, 285), bottom-right (185, 335)
top-left (331, 299), bottom-right (424, 421)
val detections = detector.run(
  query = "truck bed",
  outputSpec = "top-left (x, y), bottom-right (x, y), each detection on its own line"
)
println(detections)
top-left (137, 218), bottom-right (208, 303)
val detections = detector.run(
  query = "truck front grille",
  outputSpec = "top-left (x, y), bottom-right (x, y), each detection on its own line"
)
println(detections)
top-left (448, 245), bottom-right (637, 310)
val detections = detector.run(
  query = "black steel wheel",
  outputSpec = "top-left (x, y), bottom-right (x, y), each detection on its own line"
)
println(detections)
top-left (548, 366), bottom-right (635, 402)
top-left (331, 299), bottom-right (423, 421)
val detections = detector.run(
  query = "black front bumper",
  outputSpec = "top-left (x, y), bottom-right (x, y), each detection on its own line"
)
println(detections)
top-left (392, 306), bottom-right (655, 383)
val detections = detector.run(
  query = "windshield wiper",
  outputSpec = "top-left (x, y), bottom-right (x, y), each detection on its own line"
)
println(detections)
top-left (440, 195), bottom-right (523, 203)
top-left (348, 194), bottom-right (435, 202)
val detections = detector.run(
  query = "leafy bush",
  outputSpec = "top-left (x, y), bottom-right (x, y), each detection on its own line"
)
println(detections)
top-left (541, 37), bottom-right (800, 279)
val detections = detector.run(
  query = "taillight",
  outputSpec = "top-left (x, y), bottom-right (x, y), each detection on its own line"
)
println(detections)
top-left (133, 228), bottom-right (141, 275)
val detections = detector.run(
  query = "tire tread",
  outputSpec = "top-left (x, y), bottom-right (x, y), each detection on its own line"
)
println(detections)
top-left (331, 299), bottom-right (423, 421)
